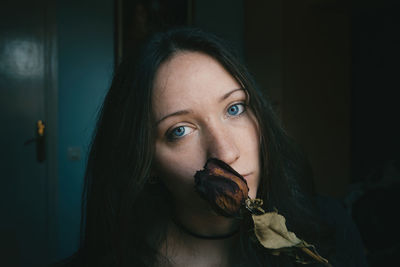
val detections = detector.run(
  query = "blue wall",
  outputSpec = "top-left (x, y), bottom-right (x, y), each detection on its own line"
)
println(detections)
top-left (57, 0), bottom-right (114, 260)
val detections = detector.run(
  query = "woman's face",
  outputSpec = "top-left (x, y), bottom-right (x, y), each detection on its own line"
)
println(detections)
top-left (152, 51), bottom-right (260, 210)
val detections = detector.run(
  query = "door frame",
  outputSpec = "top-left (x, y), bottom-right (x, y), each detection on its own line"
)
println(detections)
top-left (44, 0), bottom-right (58, 263)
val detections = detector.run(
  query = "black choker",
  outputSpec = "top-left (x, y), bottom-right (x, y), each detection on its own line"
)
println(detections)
top-left (172, 218), bottom-right (239, 240)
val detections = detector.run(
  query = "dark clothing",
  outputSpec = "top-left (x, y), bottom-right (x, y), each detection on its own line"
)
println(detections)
top-left (316, 195), bottom-right (368, 267)
top-left (55, 195), bottom-right (369, 267)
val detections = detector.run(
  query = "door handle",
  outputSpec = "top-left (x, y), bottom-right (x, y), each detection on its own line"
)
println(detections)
top-left (24, 120), bottom-right (45, 162)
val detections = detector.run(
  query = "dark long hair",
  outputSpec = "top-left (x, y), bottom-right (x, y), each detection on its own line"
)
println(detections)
top-left (69, 27), bottom-right (335, 267)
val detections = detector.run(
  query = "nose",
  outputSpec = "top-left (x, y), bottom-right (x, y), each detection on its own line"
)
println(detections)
top-left (204, 122), bottom-right (240, 166)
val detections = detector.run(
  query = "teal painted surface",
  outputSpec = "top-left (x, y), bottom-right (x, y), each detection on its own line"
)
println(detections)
top-left (57, 0), bottom-right (114, 260)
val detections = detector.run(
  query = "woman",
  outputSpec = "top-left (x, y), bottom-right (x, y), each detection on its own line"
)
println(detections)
top-left (64, 27), bottom-right (366, 266)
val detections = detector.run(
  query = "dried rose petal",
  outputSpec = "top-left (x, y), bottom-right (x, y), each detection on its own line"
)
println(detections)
top-left (194, 158), bottom-right (249, 217)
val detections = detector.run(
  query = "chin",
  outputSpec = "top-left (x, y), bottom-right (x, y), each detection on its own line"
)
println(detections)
top-left (248, 190), bottom-right (258, 199)
top-left (243, 175), bottom-right (259, 199)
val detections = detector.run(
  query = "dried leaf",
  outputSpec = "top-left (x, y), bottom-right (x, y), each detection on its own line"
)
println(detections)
top-left (252, 211), bottom-right (332, 266)
top-left (194, 158), bottom-right (249, 217)
top-left (252, 211), bottom-right (302, 249)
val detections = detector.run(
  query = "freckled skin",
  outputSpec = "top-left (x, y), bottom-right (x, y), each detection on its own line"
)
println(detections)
top-left (152, 51), bottom-right (260, 233)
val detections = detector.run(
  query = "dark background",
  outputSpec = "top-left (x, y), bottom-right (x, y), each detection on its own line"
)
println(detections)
top-left (114, 1), bottom-right (400, 265)
top-left (351, 0), bottom-right (400, 182)
top-left (115, 0), bottom-right (400, 265)
top-left (119, 0), bottom-right (400, 194)
top-left (1, 0), bottom-right (399, 266)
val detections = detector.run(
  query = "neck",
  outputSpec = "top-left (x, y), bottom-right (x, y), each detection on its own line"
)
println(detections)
top-left (172, 216), bottom-right (240, 240)
top-left (172, 201), bottom-right (240, 240)
top-left (158, 201), bottom-right (240, 266)
top-left (160, 218), bottom-right (239, 267)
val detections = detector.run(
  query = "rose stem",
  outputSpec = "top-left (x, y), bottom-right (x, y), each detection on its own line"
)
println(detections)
top-left (300, 247), bottom-right (332, 267)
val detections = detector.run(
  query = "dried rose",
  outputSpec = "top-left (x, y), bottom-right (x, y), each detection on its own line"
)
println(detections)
top-left (194, 158), bottom-right (249, 217)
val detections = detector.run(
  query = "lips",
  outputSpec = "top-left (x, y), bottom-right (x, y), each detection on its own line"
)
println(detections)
top-left (194, 158), bottom-right (249, 217)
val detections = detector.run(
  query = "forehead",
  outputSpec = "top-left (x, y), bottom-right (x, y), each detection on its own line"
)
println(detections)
top-left (152, 51), bottom-right (241, 114)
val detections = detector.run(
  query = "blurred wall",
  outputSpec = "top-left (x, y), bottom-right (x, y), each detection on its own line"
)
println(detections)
top-left (351, 0), bottom-right (400, 182)
top-left (57, 0), bottom-right (114, 260)
top-left (194, 0), bottom-right (244, 59)
top-left (245, 0), bottom-right (351, 198)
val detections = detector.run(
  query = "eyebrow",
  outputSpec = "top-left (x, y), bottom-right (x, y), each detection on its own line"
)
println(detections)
top-left (155, 88), bottom-right (244, 126)
top-left (219, 88), bottom-right (243, 103)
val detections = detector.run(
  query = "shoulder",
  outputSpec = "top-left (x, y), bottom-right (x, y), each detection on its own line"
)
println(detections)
top-left (314, 195), bottom-right (368, 267)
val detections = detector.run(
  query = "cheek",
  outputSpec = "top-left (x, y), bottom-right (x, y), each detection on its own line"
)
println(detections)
top-left (237, 113), bottom-right (260, 158)
top-left (240, 116), bottom-right (261, 197)
top-left (154, 141), bottom-right (204, 197)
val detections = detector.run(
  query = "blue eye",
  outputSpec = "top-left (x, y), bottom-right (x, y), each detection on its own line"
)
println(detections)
top-left (227, 103), bottom-right (245, 116)
top-left (167, 125), bottom-right (193, 141)
top-left (173, 126), bottom-right (186, 137)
